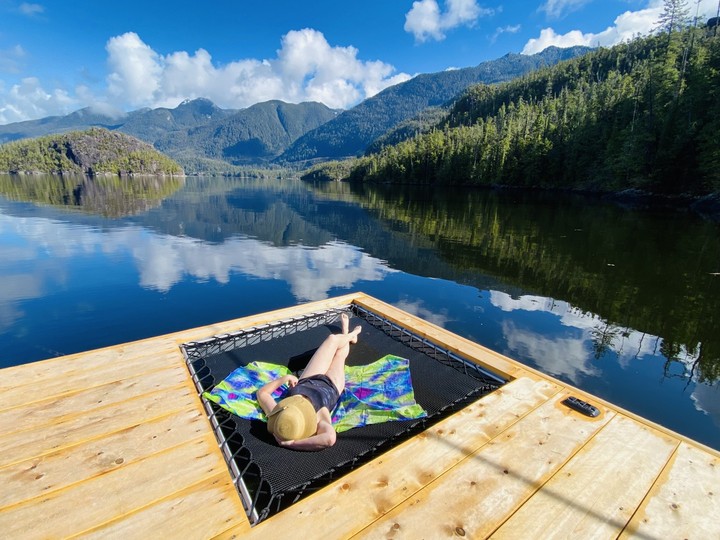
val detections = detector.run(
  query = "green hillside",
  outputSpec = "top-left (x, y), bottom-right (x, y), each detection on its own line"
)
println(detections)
top-left (332, 27), bottom-right (719, 196)
top-left (0, 128), bottom-right (183, 176)
top-left (118, 98), bottom-right (236, 142)
top-left (279, 46), bottom-right (592, 163)
top-left (155, 100), bottom-right (339, 165)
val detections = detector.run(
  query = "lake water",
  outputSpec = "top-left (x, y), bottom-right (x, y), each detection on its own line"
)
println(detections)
top-left (1, 173), bottom-right (719, 450)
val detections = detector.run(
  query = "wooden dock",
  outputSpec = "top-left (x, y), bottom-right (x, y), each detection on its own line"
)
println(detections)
top-left (0, 293), bottom-right (717, 539)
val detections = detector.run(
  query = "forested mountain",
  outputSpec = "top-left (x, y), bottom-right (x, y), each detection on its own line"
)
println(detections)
top-left (0, 98), bottom-right (235, 145)
top-left (328, 27), bottom-right (720, 196)
top-left (0, 107), bottom-right (129, 143)
top-left (118, 98), bottom-right (236, 142)
top-left (154, 100), bottom-right (339, 165)
top-left (0, 128), bottom-right (183, 176)
top-left (278, 46), bottom-right (592, 164)
top-left (365, 107), bottom-right (448, 154)
top-left (0, 98), bottom-right (338, 172)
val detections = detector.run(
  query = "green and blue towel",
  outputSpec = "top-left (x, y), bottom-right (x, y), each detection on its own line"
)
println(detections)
top-left (202, 354), bottom-right (426, 432)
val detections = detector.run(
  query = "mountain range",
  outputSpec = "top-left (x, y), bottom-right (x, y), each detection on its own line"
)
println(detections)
top-left (0, 46), bottom-right (591, 172)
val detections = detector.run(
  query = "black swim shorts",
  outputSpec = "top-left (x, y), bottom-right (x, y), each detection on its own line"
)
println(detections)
top-left (288, 374), bottom-right (341, 412)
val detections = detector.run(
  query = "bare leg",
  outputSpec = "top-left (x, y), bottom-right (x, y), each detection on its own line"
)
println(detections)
top-left (300, 314), bottom-right (361, 387)
top-left (324, 345), bottom-right (350, 394)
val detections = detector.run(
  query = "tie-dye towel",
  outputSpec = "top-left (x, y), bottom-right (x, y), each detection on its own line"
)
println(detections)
top-left (202, 354), bottom-right (426, 433)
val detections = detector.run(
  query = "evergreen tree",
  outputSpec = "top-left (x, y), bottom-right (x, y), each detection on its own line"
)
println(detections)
top-left (656, 0), bottom-right (691, 34)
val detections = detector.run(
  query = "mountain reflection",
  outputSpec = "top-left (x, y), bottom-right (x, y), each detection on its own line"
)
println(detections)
top-left (1, 175), bottom-right (718, 392)
top-left (0, 213), bottom-right (394, 298)
top-left (0, 173), bottom-right (183, 217)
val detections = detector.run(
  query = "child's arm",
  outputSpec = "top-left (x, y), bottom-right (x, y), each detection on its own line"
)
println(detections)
top-left (256, 374), bottom-right (298, 416)
top-left (277, 419), bottom-right (336, 451)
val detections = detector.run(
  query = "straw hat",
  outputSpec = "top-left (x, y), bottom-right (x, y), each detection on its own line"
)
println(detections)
top-left (267, 395), bottom-right (317, 441)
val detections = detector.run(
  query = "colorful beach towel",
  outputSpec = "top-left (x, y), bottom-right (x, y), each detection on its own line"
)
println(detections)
top-left (202, 354), bottom-right (426, 433)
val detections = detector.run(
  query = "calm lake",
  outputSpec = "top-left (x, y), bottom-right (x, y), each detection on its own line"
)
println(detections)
top-left (1, 173), bottom-right (719, 450)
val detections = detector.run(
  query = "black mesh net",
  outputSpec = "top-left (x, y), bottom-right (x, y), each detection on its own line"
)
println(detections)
top-left (181, 305), bottom-right (505, 524)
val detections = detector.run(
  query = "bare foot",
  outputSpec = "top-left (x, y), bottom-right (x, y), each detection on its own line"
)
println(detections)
top-left (349, 325), bottom-right (361, 344)
top-left (341, 313), bottom-right (360, 343)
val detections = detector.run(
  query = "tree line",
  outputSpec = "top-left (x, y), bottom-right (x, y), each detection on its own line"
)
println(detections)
top-left (308, 22), bottom-right (720, 196)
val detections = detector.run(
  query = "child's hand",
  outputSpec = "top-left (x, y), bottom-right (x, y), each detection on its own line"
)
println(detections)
top-left (284, 374), bottom-right (299, 387)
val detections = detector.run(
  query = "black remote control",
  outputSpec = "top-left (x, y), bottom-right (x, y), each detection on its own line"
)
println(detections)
top-left (562, 396), bottom-right (600, 417)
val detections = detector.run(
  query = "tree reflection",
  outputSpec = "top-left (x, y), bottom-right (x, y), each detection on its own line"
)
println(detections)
top-left (324, 182), bottom-right (720, 384)
top-left (0, 173), bottom-right (184, 217)
top-left (590, 321), bottom-right (622, 360)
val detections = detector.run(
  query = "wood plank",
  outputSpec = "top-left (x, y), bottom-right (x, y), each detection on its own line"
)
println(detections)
top-left (0, 384), bottom-right (197, 469)
top-left (71, 474), bottom-right (249, 540)
top-left (0, 365), bottom-right (190, 436)
top-left (492, 414), bottom-right (678, 539)
top-left (621, 442), bottom-right (720, 539)
top-left (0, 436), bottom-right (228, 539)
top-left (227, 377), bottom-right (561, 540)
top-left (353, 391), bottom-right (613, 540)
top-left (2, 293), bottom-right (716, 540)
top-left (0, 339), bottom-right (180, 395)
top-left (0, 348), bottom-right (183, 410)
top-left (0, 408), bottom-right (208, 509)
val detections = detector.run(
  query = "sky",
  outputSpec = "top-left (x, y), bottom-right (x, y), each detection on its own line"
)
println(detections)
top-left (1, 0), bottom-right (719, 124)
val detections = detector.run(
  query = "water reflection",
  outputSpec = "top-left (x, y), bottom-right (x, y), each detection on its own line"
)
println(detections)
top-left (344, 183), bottom-right (720, 387)
top-left (489, 289), bottom-right (700, 382)
top-left (0, 212), bottom-right (393, 300)
top-left (492, 289), bottom-right (720, 432)
top-left (0, 173), bottom-right (183, 217)
top-left (692, 383), bottom-right (720, 430)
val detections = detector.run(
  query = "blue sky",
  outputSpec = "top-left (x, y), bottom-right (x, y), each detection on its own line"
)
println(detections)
top-left (1, 0), bottom-right (718, 124)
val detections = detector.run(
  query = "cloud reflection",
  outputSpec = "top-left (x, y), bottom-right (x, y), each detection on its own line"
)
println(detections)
top-left (489, 290), bottom-right (697, 385)
top-left (0, 213), bottom-right (395, 311)
top-left (394, 298), bottom-right (451, 328)
top-left (691, 383), bottom-right (720, 430)
top-left (501, 319), bottom-right (599, 383)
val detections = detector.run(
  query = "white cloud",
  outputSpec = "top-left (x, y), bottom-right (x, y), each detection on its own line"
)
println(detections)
top-left (18, 3), bottom-right (44, 17)
top-left (0, 44), bottom-right (26, 74)
top-left (491, 292), bottom-right (659, 383)
top-left (405, 0), bottom-right (494, 42)
top-left (691, 383), bottom-right (720, 429)
top-left (540, 0), bottom-right (593, 19)
top-left (502, 319), bottom-right (599, 383)
top-left (0, 29), bottom-right (410, 123)
top-left (104, 29), bottom-right (409, 112)
top-left (0, 213), bottom-right (395, 300)
top-left (0, 77), bottom-right (77, 124)
top-left (523, 0), bottom-right (719, 54)
top-left (523, 4), bottom-right (662, 53)
top-left (394, 298), bottom-right (452, 328)
top-left (491, 24), bottom-right (522, 43)
top-left (106, 32), bottom-right (162, 105)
